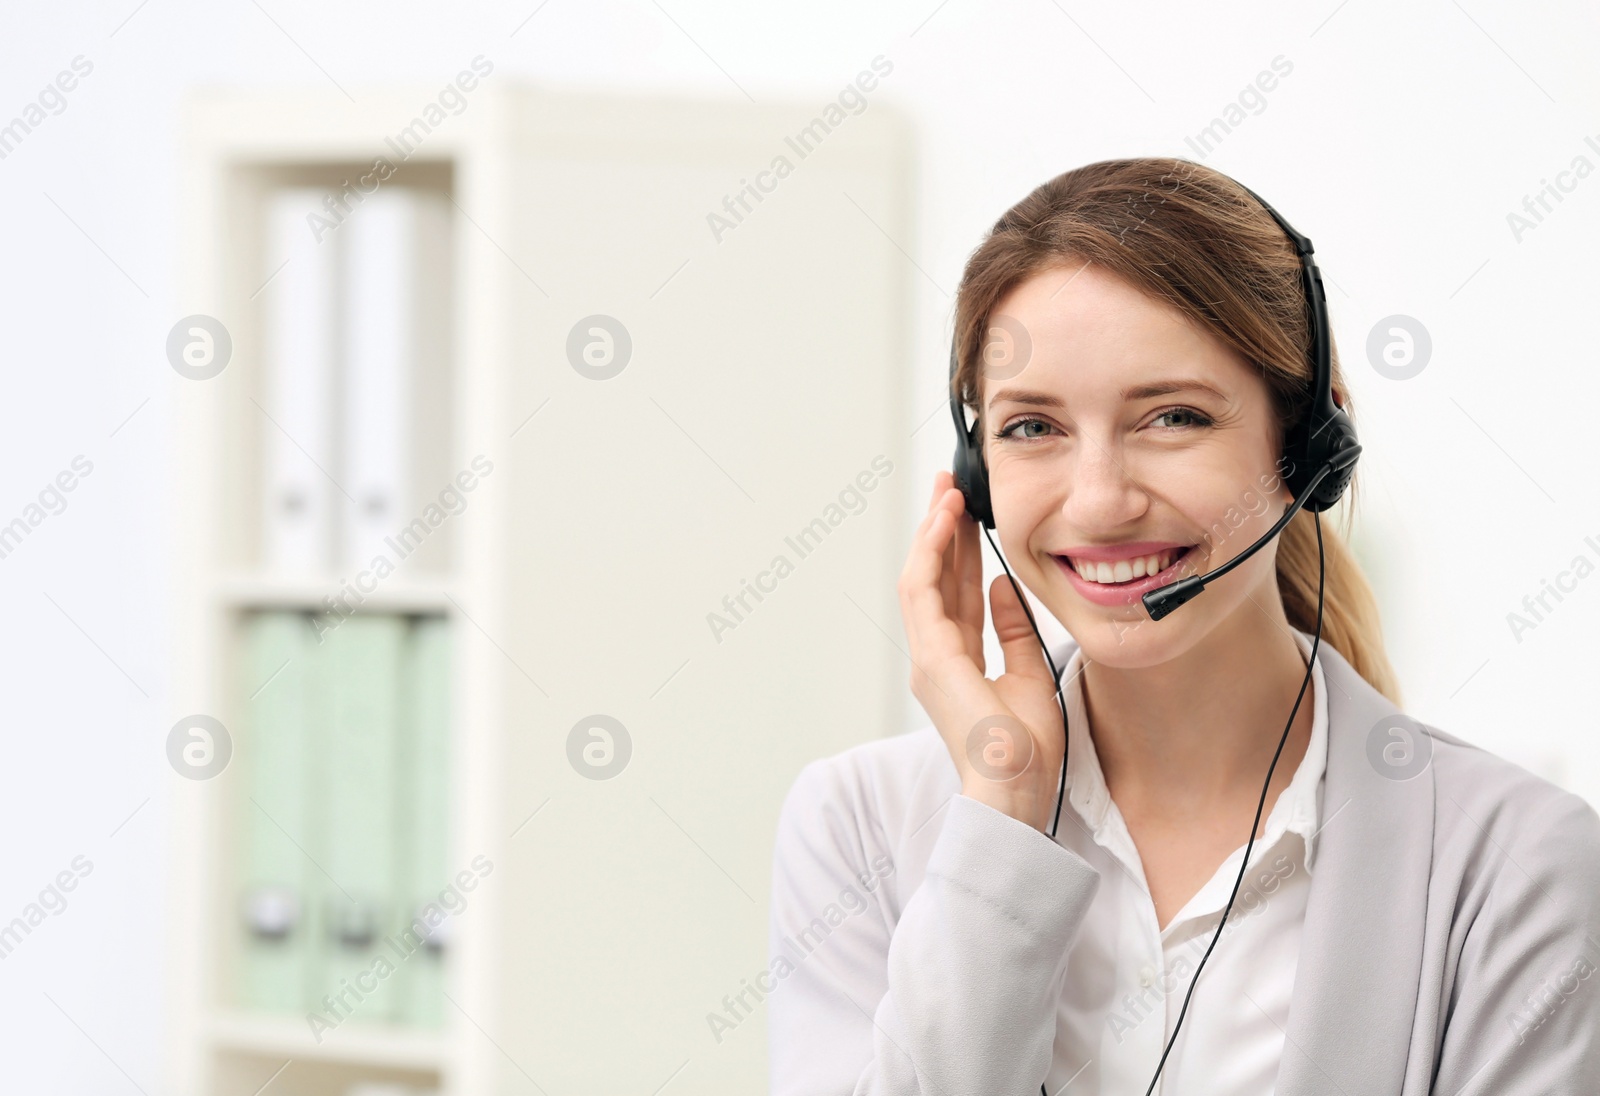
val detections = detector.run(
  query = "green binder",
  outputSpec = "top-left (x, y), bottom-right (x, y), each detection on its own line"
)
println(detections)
top-left (398, 614), bottom-right (452, 1026)
top-left (309, 613), bottom-right (408, 1025)
top-left (237, 610), bottom-right (315, 1013)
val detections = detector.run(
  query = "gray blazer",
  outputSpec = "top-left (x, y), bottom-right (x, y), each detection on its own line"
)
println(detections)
top-left (1268, 637), bottom-right (1600, 1093)
top-left (767, 637), bottom-right (1600, 1093)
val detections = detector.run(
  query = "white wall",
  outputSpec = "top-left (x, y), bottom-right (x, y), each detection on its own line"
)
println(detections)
top-left (2, 1), bottom-right (1597, 1090)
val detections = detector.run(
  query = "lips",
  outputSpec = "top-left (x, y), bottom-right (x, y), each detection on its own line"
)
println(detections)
top-left (1064, 547), bottom-right (1189, 584)
top-left (1053, 545), bottom-right (1200, 607)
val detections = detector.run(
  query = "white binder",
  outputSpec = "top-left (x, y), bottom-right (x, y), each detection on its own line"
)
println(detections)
top-left (339, 188), bottom-right (414, 574)
top-left (260, 188), bottom-right (337, 574)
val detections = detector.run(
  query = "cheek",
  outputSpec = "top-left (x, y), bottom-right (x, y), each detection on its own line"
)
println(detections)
top-left (987, 457), bottom-right (1056, 520)
top-left (994, 508), bottom-right (1043, 574)
top-left (989, 489), bottom-right (1064, 593)
top-left (1175, 459), bottom-right (1291, 558)
top-left (1190, 502), bottom-right (1264, 566)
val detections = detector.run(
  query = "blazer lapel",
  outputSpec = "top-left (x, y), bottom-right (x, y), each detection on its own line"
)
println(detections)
top-left (1275, 640), bottom-right (1435, 1095)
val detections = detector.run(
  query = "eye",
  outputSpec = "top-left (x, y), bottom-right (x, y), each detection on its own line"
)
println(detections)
top-left (1150, 406), bottom-right (1214, 431)
top-left (993, 415), bottom-right (1057, 442)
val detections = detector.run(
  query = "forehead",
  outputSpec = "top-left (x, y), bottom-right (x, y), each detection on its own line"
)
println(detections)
top-left (980, 261), bottom-right (1256, 409)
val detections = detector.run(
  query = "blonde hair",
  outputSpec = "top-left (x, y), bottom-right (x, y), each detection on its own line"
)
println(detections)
top-left (952, 157), bottom-right (1402, 706)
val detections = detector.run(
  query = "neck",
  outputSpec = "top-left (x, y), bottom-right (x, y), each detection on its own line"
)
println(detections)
top-left (1081, 588), bottom-right (1316, 824)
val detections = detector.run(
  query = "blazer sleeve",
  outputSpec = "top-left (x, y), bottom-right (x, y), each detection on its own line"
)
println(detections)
top-left (768, 756), bottom-right (1103, 1096)
top-left (1431, 788), bottom-right (1600, 1093)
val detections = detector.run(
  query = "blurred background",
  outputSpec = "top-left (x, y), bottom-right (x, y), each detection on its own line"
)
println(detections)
top-left (2, 2), bottom-right (1597, 1093)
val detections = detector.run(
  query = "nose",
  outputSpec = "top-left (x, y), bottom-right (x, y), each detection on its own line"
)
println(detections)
top-left (1059, 433), bottom-right (1149, 532)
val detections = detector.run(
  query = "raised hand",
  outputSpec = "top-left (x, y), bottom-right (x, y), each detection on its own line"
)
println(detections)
top-left (897, 470), bottom-right (1067, 832)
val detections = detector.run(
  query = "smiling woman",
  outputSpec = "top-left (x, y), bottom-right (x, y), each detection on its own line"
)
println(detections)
top-left (951, 161), bottom-right (1392, 691)
top-left (769, 157), bottom-right (1600, 1096)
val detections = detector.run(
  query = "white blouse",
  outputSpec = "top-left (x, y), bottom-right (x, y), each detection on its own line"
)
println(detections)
top-left (768, 628), bottom-right (1329, 1095)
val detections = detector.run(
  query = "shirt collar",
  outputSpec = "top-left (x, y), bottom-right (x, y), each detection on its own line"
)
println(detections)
top-left (1057, 626), bottom-right (1330, 875)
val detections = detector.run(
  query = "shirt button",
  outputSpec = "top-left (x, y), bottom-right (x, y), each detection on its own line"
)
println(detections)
top-left (1138, 963), bottom-right (1156, 987)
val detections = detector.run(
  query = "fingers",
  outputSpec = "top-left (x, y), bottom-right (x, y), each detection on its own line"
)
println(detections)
top-left (900, 474), bottom-right (963, 650)
top-left (989, 574), bottom-right (1051, 686)
top-left (939, 501), bottom-right (960, 622)
top-left (901, 471), bottom-right (991, 673)
top-left (928, 472), bottom-right (982, 637)
top-left (954, 491), bottom-right (984, 650)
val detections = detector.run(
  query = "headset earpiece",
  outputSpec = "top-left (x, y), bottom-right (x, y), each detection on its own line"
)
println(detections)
top-left (1283, 387), bottom-right (1360, 513)
top-left (948, 341), bottom-right (997, 529)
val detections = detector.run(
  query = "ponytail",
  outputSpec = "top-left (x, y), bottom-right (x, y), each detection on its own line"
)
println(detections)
top-left (1278, 507), bottom-right (1402, 706)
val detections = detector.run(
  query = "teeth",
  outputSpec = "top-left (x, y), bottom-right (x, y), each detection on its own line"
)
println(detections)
top-left (1069, 548), bottom-right (1186, 585)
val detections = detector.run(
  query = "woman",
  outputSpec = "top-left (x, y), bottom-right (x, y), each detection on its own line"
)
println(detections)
top-left (767, 158), bottom-right (1600, 1094)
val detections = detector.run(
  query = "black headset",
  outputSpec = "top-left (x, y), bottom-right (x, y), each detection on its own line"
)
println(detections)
top-left (945, 172), bottom-right (1360, 1096)
top-left (949, 182), bottom-right (1360, 557)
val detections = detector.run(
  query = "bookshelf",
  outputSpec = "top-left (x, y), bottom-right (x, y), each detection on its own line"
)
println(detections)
top-left (169, 81), bottom-right (912, 1094)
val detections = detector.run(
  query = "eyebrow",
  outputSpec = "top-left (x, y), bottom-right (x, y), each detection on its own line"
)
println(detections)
top-left (986, 379), bottom-right (1230, 410)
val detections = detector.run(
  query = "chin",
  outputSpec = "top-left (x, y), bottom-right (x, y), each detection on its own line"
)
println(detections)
top-left (1062, 610), bottom-right (1206, 670)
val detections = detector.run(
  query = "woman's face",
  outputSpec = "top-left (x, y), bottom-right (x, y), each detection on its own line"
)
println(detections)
top-left (980, 260), bottom-right (1294, 668)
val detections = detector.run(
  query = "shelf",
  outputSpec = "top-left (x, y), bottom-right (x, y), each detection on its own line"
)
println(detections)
top-left (172, 81), bottom-right (913, 1096)
top-left (212, 572), bottom-right (457, 614)
top-left (208, 1011), bottom-right (449, 1071)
